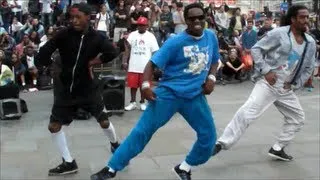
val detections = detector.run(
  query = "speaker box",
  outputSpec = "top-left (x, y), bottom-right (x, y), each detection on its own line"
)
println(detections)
top-left (99, 75), bottom-right (125, 115)
top-left (0, 98), bottom-right (22, 120)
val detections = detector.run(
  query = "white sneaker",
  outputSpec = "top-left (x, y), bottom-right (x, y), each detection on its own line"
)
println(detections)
top-left (28, 87), bottom-right (39, 92)
top-left (125, 102), bottom-right (137, 111)
top-left (140, 102), bottom-right (147, 111)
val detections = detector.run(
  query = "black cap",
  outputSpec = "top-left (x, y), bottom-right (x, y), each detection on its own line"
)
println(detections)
top-left (71, 3), bottom-right (92, 15)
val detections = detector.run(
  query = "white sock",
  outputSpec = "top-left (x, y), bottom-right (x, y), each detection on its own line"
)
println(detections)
top-left (272, 143), bottom-right (282, 151)
top-left (22, 82), bottom-right (26, 86)
top-left (33, 80), bottom-right (37, 85)
top-left (179, 161), bottom-right (191, 172)
top-left (108, 167), bottom-right (115, 173)
top-left (52, 130), bottom-right (73, 162)
top-left (103, 122), bottom-right (117, 143)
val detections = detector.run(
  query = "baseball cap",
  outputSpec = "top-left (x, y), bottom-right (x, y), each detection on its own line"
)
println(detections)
top-left (137, 17), bottom-right (148, 25)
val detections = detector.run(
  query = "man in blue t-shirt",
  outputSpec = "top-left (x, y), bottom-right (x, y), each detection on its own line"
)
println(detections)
top-left (91, 3), bottom-right (220, 180)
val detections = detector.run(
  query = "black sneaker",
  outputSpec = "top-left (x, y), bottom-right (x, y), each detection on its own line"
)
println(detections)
top-left (172, 164), bottom-right (191, 180)
top-left (90, 167), bottom-right (116, 180)
top-left (212, 143), bottom-right (222, 156)
top-left (110, 142), bottom-right (120, 153)
top-left (268, 147), bottom-right (293, 161)
top-left (48, 158), bottom-right (78, 176)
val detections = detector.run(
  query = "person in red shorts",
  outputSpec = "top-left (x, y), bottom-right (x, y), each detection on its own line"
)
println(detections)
top-left (122, 17), bottom-right (159, 111)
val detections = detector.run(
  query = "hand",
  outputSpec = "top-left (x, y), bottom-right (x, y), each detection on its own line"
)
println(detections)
top-left (88, 56), bottom-right (102, 67)
top-left (202, 79), bottom-right (215, 95)
top-left (143, 88), bottom-right (156, 101)
top-left (122, 63), bottom-right (128, 71)
top-left (264, 71), bottom-right (277, 85)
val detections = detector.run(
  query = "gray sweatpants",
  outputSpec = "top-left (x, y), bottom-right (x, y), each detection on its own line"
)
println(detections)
top-left (218, 79), bottom-right (305, 149)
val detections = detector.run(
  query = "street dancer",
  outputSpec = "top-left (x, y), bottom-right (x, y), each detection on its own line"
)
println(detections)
top-left (91, 3), bottom-right (220, 180)
top-left (36, 3), bottom-right (120, 176)
top-left (212, 5), bottom-right (316, 161)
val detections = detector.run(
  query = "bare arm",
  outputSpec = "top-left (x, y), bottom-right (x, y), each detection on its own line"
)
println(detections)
top-left (122, 39), bottom-right (131, 64)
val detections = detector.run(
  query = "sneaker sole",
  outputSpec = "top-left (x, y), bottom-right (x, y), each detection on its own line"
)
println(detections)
top-left (268, 153), bottom-right (292, 161)
top-left (48, 169), bottom-right (78, 176)
top-left (172, 168), bottom-right (183, 180)
top-left (125, 107), bottom-right (137, 111)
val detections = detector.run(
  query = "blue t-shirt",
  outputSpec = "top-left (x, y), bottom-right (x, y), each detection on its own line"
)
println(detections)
top-left (151, 29), bottom-right (219, 99)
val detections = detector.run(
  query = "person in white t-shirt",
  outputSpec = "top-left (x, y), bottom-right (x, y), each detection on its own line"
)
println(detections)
top-left (122, 17), bottom-right (159, 111)
top-left (95, 4), bottom-right (110, 39)
top-left (40, 0), bottom-right (53, 28)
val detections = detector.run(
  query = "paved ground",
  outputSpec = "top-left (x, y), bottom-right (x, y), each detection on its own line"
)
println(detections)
top-left (1, 79), bottom-right (319, 180)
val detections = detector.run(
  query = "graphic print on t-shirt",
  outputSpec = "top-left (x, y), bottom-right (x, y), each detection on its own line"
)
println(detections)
top-left (132, 39), bottom-right (147, 56)
top-left (285, 50), bottom-right (300, 71)
top-left (183, 45), bottom-right (209, 75)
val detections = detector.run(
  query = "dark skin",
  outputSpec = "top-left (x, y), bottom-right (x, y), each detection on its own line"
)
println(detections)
top-left (265, 9), bottom-right (309, 89)
top-left (48, 8), bottom-right (110, 133)
top-left (122, 24), bottom-right (149, 103)
top-left (143, 7), bottom-right (218, 101)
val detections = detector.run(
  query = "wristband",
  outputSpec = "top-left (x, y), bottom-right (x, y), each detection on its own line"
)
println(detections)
top-left (208, 74), bottom-right (216, 83)
top-left (141, 81), bottom-right (151, 90)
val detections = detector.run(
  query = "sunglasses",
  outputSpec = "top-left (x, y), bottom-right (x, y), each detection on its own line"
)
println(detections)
top-left (187, 15), bottom-right (205, 21)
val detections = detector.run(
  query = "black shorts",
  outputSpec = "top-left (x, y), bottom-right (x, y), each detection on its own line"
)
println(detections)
top-left (50, 93), bottom-right (108, 125)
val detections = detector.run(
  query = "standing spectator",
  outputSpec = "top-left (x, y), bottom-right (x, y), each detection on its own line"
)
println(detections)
top-left (159, 3), bottom-right (173, 45)
top-left (95, 4), bottom-right (111, 39)
top-left (122, 17), bottom-right (159, 111)
top-left (40, 0), bottom-right (53, 28)
top-left (28, 0), bottom-right (41, 17)
top-left (170, 0), bottom-right (177, 13)
top-left (9, 0), bottom-right (23, 22)
top-left (257, 18), bottom-right (273, 40)
top-left (214, 4), bottom-right (229, 37)
top-left (172, 2), bottom-right (186, 34)
top-left (241, 19), bottom-right (257, 55)
top-left (229, 8), bottom-right (245, 35)
top-left (205, 2), bottom-right (216, 30)
top-left (141, 0), bottom-right (151, 20)
top-left (0, 0), bottom-right (12, 31)
top-left (130, 3), bottom-right (148, 31)
top-left (149, 3), bottom-right (161, 43)
top-left (113, 0), bottom-right (128, 43)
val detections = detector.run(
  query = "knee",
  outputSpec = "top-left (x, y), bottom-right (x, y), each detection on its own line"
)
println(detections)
top-left (48, 122), bottom-right (62, 133)
top-left (297, 111), bottom-right (305, 129)
top-left (99, 119), bottom-right (110, 129)
top-left (97, 112), bottom-right (111, 128)
top-left (198, 130), bottom-right (216, 151)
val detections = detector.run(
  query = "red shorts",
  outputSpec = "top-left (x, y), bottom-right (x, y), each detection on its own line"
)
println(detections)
top-left (127, 72), bottom-right (143, 88)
